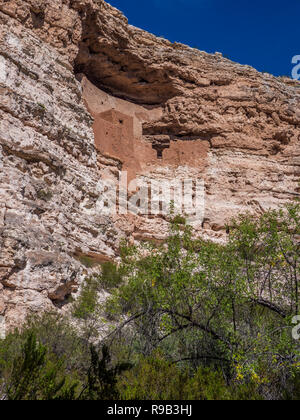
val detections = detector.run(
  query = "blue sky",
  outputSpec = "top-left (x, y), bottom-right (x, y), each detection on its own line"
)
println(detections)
top-left (106, 0), bottom-right (300, 77)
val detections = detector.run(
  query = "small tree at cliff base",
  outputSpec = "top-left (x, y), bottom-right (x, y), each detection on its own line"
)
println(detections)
top-left (103, 204), bottom-right (300, 398)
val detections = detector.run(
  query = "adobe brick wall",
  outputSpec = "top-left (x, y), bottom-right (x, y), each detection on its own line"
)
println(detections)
top-left (89, 80), bottom-right (209, 184)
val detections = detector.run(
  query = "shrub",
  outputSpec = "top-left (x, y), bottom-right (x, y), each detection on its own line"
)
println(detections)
top-left (117, 352), bottom-right (188, 400)
top-left (99, 262), bottom-right (123, 291)
top-left (79, 255), bottom-right (97, 268)
top-left (83, 345), bottom-right (131, 400)
top-left (117, 354), bottom-right (263, 400)
top-left (72, 278), bottom-right (99, 320)
top-left (1, 332), bottom-right (78, 400)
top-left (104, 204), bottom-right (300, 399)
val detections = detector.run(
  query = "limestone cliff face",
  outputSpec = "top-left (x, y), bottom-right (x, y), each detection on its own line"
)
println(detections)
top-left (0, 0), bottom-right (299, 332)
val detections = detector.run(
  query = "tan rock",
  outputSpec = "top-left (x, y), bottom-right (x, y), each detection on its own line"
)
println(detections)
top-left (0, 0), bottom-right (299, 329)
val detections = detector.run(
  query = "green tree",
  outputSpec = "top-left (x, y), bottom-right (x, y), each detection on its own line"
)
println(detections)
top-left (4, 333), bottom-right (77, 400)
top-left (83, 345), bottom-right (131, 400)
top-left (104, 205), bottom-right (300, 399)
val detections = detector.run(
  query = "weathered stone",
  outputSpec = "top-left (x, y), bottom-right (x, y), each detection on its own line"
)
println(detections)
top-left (0, 0), bottom-right (299, 330)
top-left (0, 3), bottom-right (119, 329)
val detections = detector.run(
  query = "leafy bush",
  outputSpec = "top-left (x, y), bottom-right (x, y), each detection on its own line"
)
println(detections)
top-left (104, 204), bottom-right (300, 399)
top-left (99, 262), bottom-right (123, 291)
top-left (1, 332), bottom-right (78, 400)
top-left (72, 262), bottom-right (123, 319)
top-left (117, 352), bottom-right (188, 400)
top-left (1, 205), bottom-right (299, 400)
top-left (0, 315), bottom-right (129, 400)
top-left (83, 345), bottom-right (131, 400)
top-left (117, 352), bottom-right (263, 400)
top-left (72, 278), bottom-right (99, 320)
top-left (79, 255), bottom-right (97, 268)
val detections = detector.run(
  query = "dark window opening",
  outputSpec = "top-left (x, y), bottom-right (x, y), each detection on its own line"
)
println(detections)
top-left (30, 11), bottom-right (45, 29)
top-left (152, 143), bottom-right (170, 160)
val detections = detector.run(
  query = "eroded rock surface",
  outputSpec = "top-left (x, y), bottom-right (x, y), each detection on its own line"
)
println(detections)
top-left (0, 0), bottom-right (299, 329)
top-left (0, 2), bottom-right (120, 329)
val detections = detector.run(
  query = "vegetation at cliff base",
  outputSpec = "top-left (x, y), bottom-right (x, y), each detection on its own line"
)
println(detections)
top-left (0, 204), bottom-right (299, 400)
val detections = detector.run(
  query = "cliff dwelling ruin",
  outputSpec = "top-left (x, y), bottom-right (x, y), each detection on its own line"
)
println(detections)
top-left (0, 0), bottom-right (299, 330)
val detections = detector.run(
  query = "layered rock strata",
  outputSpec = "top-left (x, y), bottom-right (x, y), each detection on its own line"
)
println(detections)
top-left (0, 0), bottom-right (299, 331)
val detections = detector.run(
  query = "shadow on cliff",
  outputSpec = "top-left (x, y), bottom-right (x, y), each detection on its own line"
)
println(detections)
top-left (73, 6), bottom-right (180, 105)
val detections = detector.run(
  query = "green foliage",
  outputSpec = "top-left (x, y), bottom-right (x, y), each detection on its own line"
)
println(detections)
top-left (37, 103), bottom-right (46, 114)
top-left (104, 204), bottom-right (300, 399)
top-left (3, 332), bottom-right (77, 400)
top-left (0, 310), bottom-right (299, 400)
top-left (83, 345), bottom-right (131, 400)
top-left (36, 189), bottom-right (53, 201)
top-left (183, 366), bottom-right (262, 400)
top-left (0, 313), bottom-right (89, 397)
top-left (72, 262), bottom-right (123, 319)
top-left (117, 352), bottom-right (262, 400)
top-left (99, 262), bottom-right (123, 291)
top-left (117, 352), bottom-right (189, 400)
top-left (171, 214), bottom-right (186, 226)
top-left (0, 205), bottom-right (299, 400)
top-left (79, 255), bottom-right (97, 268)
top-left (0, 314), bottom-right (129, 400)
top-left (72, 278), bottom-right (98, 320)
